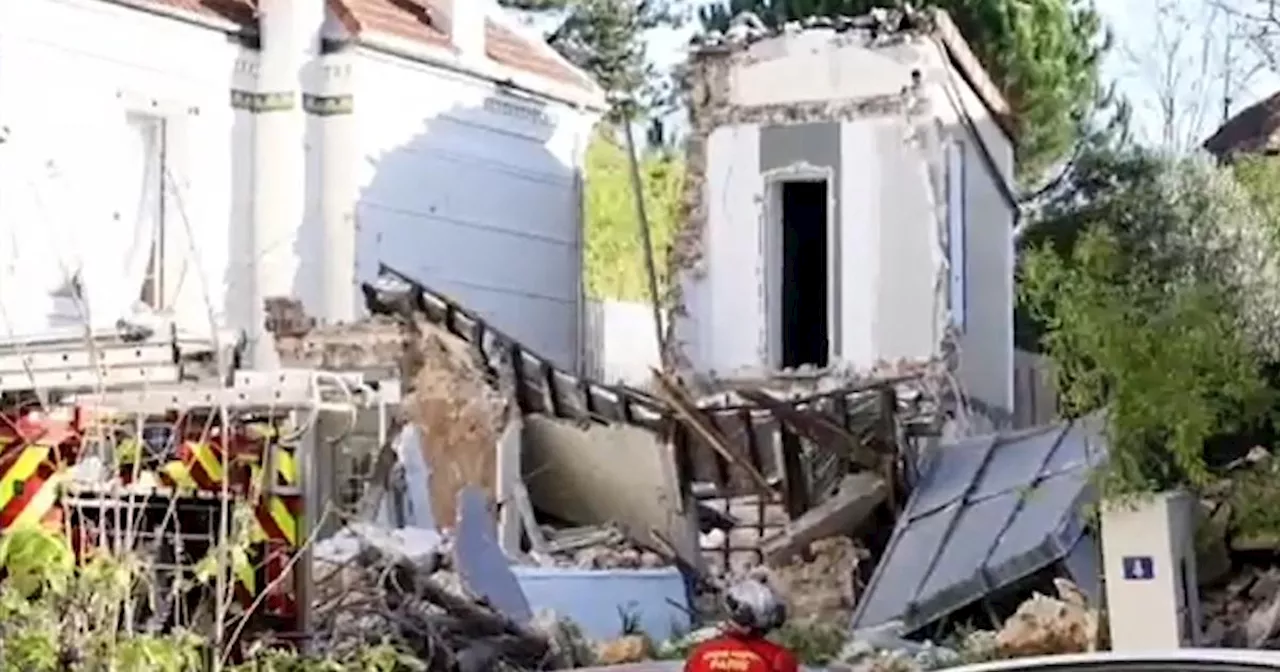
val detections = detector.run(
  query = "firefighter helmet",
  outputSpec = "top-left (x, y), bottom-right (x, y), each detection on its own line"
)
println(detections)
top-left (723, 578), bottom-right (787, 634)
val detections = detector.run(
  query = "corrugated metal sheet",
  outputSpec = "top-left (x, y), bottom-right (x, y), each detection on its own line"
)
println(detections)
top-left (850, 415), bottom-right (1107, 633)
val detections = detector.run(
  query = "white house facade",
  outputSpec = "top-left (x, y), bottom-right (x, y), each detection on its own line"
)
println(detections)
top-left (0, 0), bottom-right (604, 370)
top-left (670, 9), bottom-right (1016, 418)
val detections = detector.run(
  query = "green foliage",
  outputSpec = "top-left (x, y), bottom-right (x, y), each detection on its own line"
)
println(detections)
top-left (1022, 230), bottom-right (1267, 497)
top-left (0, 525), bottom-right (421, 672)
top-left (697, 0), bottom-right (1111, 185)
top-left (769, 620), bottom-right (847, 665)
top-left (498, 0), bottom-right (683, 118)
top-left (1019, 148), bottom-right (1280, 498)
top-left (1228, 456), bottom-right (1280, 544)
top-left (583, 128), bottom-right (684, 301)
top-left (1232, 155), bottom-right (1280, 244)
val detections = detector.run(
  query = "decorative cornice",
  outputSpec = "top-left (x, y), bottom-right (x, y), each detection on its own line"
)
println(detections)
top-left (303, 94), bottom-right (354, 116)
top-left (483, 97), bottom-right (552, 127)
top-left (230, 90), bottom-right (296, 112)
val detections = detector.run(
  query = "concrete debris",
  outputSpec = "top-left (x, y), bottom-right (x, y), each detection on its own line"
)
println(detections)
top-left (593, 635), bottom-right (653, 665)
top-left (1202, 565), bottom-right (1280, 647)
top-left (521, 414), bottom-right (702, 571)
top-left (312, 522), bottom-right (575, 671)
top-left (405, 320), bottom-right (509, 526)
top-left (763, 474), bottom-right (886, 565)
top-left (833, 580), bottom-right (1098, 672)
top-left (456, 485), bottom-right (533, 623)
top-left (992, 579), bottom-right (1101, 657)
top-left (271, 300), bottom-right (508, 527)
top-left (769, 536), bottom-right (869, 624)
top-left (535, 525), bottom-right (669, 569)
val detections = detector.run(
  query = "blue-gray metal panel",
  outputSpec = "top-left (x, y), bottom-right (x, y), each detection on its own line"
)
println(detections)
top-left (1044, 417), bottom-right (1105, 474)
top-left (906, 435), bottom-right (996, 518)
top-left (851, 416), bottom-right (1108, 634)
top-left (1062, 533), bottom-right (1103, 605)
top-left (911, 490), bottom-right (1021, 626)
top-left (970, 424), bottom-right (1067, 499)
top-left (455, 486), bottom-right (533, 623)
top-left (853, 502), bottom-right (962, 627)
top-left (984, 471), bottom-right (1090, 589)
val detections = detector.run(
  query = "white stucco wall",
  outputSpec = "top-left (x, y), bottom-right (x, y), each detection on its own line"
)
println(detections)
top-left (352, 47), bottom-right (595, 370)
top-left (0, 0), bottom-right (599, 373)
top-left (679, 29), bottom-right (1015, 413)
top-left (0, 0), bottom-right (242, 337)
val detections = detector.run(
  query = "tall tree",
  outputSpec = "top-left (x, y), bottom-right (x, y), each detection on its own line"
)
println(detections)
top-left (1019, 148), bottom-right (1280, 498)
top-left (698, 0), bottom-right (1111, 185)
top-left (499, 0), bottom-right (683, 118)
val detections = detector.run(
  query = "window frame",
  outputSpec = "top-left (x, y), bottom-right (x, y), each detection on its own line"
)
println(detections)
top-left (945, 136), bottom-right (968, 330)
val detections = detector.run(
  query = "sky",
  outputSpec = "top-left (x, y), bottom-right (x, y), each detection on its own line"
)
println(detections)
top-left (637, 0), bottom-right (1280, 152)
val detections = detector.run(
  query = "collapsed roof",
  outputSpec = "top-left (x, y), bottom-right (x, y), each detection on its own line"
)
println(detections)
top-left (851, 415), bottom-right (1107, 634)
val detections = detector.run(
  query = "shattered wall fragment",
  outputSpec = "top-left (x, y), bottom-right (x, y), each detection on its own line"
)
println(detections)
top-left (521, 414), bottom-right (703, 571)
top-left (272, 299), bottom-right (509, 524)
top-left (668, 8), bottom-right (1017, 419)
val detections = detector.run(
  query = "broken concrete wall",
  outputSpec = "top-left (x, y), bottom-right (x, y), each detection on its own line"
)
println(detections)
top-left (273, 306), bottom-right (508, 525)
top-left (670, 12), bottom-right (1017, 423)
top-left (583, 299), bottom-right (661, 387)
top-left (667, 29), bottom-right (938, 378)
top-left (521, 414), bottom-right (702, 570)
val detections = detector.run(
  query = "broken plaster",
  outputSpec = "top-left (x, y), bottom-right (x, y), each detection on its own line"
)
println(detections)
top-left (666, 43), bottom-right (934, 377)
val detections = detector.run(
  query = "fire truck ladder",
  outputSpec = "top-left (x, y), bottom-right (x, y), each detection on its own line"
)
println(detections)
top-left (0, 323), bottom-right (239, 394)
top-left (60, 369), bottom-right (398, 649)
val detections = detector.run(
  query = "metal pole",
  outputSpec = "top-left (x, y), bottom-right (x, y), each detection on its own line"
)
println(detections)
top-left (621, 113), bottom-right (667, 367)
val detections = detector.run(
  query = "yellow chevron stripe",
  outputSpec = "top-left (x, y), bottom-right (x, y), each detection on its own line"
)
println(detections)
top-left (187, 442), bottom-right (224, 483)
top-left (116, 439), bottom-right (143, 464)
top-left (11, 473), bottom-right (62, 528)
top-left (161, 461), bottom-right (198, 490)
top-left (267, 497), bottom-right (297, 547)
top-left (276, 449), bottom-right (297, 484)
top-left (0, 445), bottom-right (51, 511)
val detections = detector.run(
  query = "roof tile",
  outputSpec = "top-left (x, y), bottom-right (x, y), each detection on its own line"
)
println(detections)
top-left (143, 0), bottom-right (592, 92)
top-left (148, 0), bottom-right (255, 25)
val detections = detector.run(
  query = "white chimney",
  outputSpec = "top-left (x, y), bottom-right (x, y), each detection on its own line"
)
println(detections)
top-left (246, 0), bottom-right (324, 368)
top-left (450, 0), bottom-right (487, 62)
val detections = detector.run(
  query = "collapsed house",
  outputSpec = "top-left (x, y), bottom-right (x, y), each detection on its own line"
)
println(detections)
top-left (0, 5), bottom-right (1115, 667)
top-left (670, 8), bottom-right (1018, 430)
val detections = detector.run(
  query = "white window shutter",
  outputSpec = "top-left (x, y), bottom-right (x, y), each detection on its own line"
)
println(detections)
top-left (946, 140), bottom-right (967, 329)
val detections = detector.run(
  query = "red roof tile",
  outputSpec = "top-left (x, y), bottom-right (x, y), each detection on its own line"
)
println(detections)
top-left (484, 20), bottom-right (592, 89)
top-left (145, 0), bottom-right (592, 92)
top-left (148, 0), bottom-right (255, 24)
top-left (340, 0), bottom-right (450, 47)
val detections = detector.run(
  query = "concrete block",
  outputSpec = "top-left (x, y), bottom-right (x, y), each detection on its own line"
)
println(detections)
top-left (762, 472), bottom-right (886, 564)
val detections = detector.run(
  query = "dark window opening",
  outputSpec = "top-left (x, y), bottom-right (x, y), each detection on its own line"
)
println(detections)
top-left (779, 180), bottom-right (829, 369)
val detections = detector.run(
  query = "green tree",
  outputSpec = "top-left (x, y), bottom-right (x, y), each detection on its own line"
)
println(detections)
top-left (698, 0), bottom-right (1110, 185)
top-left (1232, 155), bottom-right (1280, 242)
top-left (499, 0), bottom-right (683, 118)
top-left (1019, 148), bottom-right (1280, 498)
top-left (583, 130), bottom-right (685, 301)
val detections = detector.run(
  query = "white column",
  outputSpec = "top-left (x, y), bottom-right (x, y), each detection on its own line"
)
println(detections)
top-left (247, 0), bottom-right (324, 368)
top-left (316, 52), bottom-right (357, 323)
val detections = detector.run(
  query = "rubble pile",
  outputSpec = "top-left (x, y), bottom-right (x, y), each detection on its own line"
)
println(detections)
top-left (833, 579), bottom-right (1100, 672)
top-left (1202, 566), bottom-right (1280, 647)
top-left (534, 525), bottom-right (670, 569)
top-left (401, 318), bottom-right (508, 524)
top-left (270, 300), bottom-right (509, 525)
top-left (768, 536), bottom-right (867, 624)
top-left (313, 525), bottom-right (593, 671)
